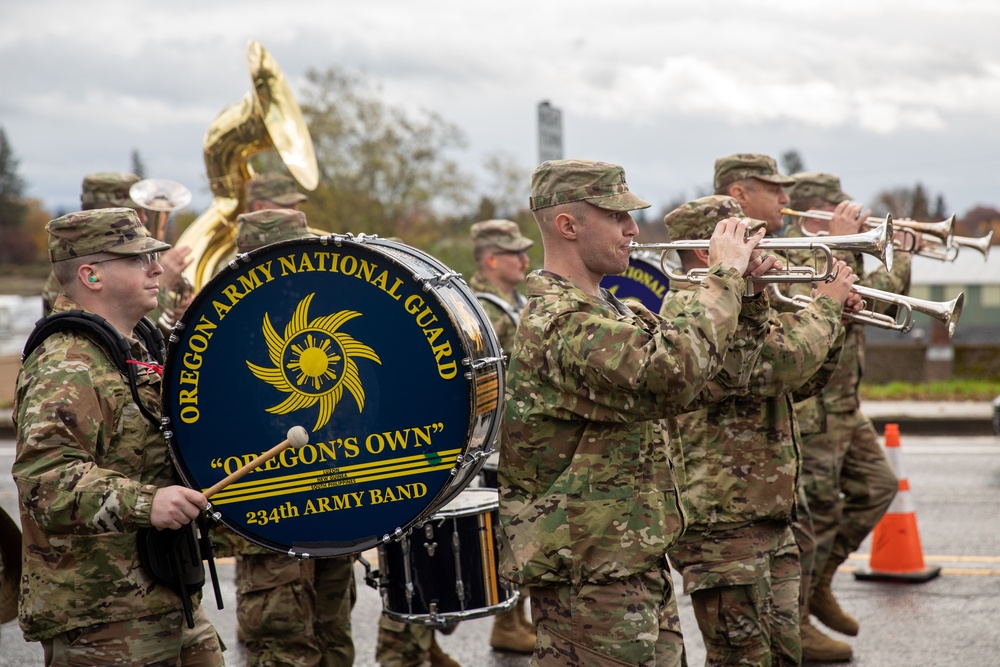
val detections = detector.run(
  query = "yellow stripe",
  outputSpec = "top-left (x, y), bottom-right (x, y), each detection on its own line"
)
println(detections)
top-left (209, 453), bottom-right (458, 501)
top-left (206, 449), bottom-right (463, 505)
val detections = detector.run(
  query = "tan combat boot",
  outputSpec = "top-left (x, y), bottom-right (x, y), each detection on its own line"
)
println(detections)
top-left (513, 594), bottom-right (535, 633)
top-left (429, 634), bottom-right (461, 667)
top-left (800, 619), bottom-right (852, 662)
top-left (490, 605), bottom-right (536, 653)
top-left (810, 557), bottom-right (860, 636)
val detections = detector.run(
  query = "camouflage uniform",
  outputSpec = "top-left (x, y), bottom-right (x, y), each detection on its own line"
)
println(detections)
top-left (373, 221), bottom-right (537, 667)
top-left (229, 207), bottom-right (358, 667)
top-left (781, 173), bottom-right (902, 633)
top-left (660, 197), bottom-right (846, 667)
top-left (14, 208), bottom-right (223, 664)
top-left (501, 160), bottom-right (758, 667)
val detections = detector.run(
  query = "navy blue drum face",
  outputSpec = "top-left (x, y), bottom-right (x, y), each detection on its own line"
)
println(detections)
top-left (162, 237), bottom-right (504, 557)
top-left (599, 251), bottom-right (671, 313)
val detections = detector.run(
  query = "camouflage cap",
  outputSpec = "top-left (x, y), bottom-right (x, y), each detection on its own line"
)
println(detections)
top-left (529, 159), bottom-right (650, 212)
top-left (246, 173), bottom-right (308, 207)
top-left (80, 172), bottom-right (141, 210)
top-left (713, 153), bottom-right (795, 194)
top-left (47, 208), bottom-right (171, 262)
top-left (789, 171), bottom-right (851, 208)
top-left (470, 219), bottom-right (534, 253)
top-left (236, 208), bottom-right (313, 253)
top-left (663, 195), bottom-right (768, 241)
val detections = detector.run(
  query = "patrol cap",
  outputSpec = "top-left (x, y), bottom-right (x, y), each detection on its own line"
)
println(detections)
top-left (80, 172), bottom-right (141, 210)
top-left (713, 153), bottom-right (795, 194)
top-left (529, 159), bottom-right (650, 212)
top-left (236, 208), bottom-right (312, 253)
top-left (789, 171), bottom-right (851, 208)
top-left (663, 195), bottom-right (767, 241)
top-left (246, 173), bottom-right (308, 207)
top-left (470, 219), bottom-right (534, 253)
top-left (47, 208), bottom-right (171, 262)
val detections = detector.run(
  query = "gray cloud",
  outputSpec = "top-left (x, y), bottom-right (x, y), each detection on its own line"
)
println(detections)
top-left (2, 0), bottom-right (999, 219)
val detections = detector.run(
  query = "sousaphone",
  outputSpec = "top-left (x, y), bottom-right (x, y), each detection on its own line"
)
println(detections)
top-left (177, 39), bottom-right (319, 291)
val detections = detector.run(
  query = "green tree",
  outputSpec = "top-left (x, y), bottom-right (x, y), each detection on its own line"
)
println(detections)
top-left (781, 150), bottom-right (805, 176)
top-left (130, 149), bottom-right (147, 179)
top-left (297, 67), bottom-right (470, 238)
top-left (0, 127), bottom-right (30, 263)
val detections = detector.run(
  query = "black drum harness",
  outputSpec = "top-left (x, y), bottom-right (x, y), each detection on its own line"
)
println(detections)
top-left (22, 310), bottom-right (223, 628)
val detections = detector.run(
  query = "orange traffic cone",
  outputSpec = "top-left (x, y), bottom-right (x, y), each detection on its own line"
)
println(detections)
top-left (854, 423), bottom-right (942, 583)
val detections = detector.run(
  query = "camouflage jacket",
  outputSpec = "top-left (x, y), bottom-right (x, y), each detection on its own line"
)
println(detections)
top-left (469, 272), bottom-right (525, 352)
top-left (499, 266), bottom-right (750, 587)
top-left (662, 284), bottom-right (845, 529)
top-left (781, 223), bottom-right (911, 423)
top-left (12, 295), bottom-right (185, 640)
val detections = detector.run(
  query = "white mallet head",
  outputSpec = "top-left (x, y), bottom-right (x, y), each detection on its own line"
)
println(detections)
top-left (287, 425), bottom-right (309, 448)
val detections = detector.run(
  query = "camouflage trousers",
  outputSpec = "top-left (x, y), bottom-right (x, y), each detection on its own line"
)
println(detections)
top-left (669, 521), bottom-right (801, 667)
top-left (42, 606), bottom-right (224, 666)
top-left (375, 616), bottom-right (456, 667)
top-left (800, 410), bottom-right (898, 577)
top-left (791, 485), bottom-right (817, 618)
top-left (527, 563), bottom-right (684, 667)
top-left (236, 553), bottom-right (357, 667)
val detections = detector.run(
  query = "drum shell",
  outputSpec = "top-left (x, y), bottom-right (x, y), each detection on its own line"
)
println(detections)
top-left (377, 488), bottom-right (516, 625)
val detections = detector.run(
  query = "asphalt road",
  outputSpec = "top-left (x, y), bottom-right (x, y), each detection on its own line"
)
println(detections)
top-left (0, 434), bottom-right (997, 666)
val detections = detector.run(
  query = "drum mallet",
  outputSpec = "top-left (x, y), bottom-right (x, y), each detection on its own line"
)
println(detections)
top-left (203, 425), bottom-right (309, 504)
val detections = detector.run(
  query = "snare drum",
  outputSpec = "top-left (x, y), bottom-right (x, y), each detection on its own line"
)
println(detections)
top-left (377, 487), bottom-right (516, 626)
top-left (161, 236), bottom-right (504, 557)
top-left (600, 250), bottom-right (673, 313)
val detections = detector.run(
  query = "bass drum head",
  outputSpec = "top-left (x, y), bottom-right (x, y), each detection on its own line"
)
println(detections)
top-left (161, 236), bottom-right (503, 557)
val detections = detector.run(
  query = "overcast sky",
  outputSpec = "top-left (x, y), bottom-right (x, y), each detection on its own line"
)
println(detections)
top-left (3, 0), bottom-right (1000, 222)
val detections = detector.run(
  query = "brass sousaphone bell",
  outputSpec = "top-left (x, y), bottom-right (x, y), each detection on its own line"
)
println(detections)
top-left (176, 39), bottom-right (319, 291)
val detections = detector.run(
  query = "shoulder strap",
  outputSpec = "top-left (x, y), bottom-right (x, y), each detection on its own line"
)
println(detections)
top-left (475, 292), bottom-right (521, 327)
top-left (22, 311), bottom-right (161, 427)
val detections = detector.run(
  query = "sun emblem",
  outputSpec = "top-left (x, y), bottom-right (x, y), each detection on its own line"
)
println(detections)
top-left (247, 293), bottom-right (381, 431)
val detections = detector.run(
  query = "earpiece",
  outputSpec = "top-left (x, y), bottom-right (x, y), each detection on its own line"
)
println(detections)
top-left (88, 275), bottom-right (98, 283)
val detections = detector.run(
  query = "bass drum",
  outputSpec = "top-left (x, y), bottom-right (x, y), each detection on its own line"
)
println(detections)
top-left (599, 250), bottom-right (674, 314)
top-left (161, 236), bottom-right (504, 557)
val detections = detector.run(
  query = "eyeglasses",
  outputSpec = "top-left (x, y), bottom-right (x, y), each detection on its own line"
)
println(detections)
top-left (89, 252), bottom-right (160, 271)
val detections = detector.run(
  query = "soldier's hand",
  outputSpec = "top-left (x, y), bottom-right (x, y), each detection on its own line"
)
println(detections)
top-left (812, 259), bottom-right (858, 308)
top-left (158, 246), bottom-right (193, 293)
top-left (828, 201), bottom-right (868, 237)
top-left (708, 217), bottom-right (764, 276)
top-left (151, 485), bottom-right (208, 530)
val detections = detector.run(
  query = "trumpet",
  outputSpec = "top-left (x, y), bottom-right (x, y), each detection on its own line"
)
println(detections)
top-left (782, 207), bottom-right (954, 244)
top-left (782, 206), bottom-right (967, 261)
top-left (629, 219), bottom-right (894, 287)
top-left (919, 229), bottom-right (994, 261)
top-left (769, 284), bottom-right (964, 338)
